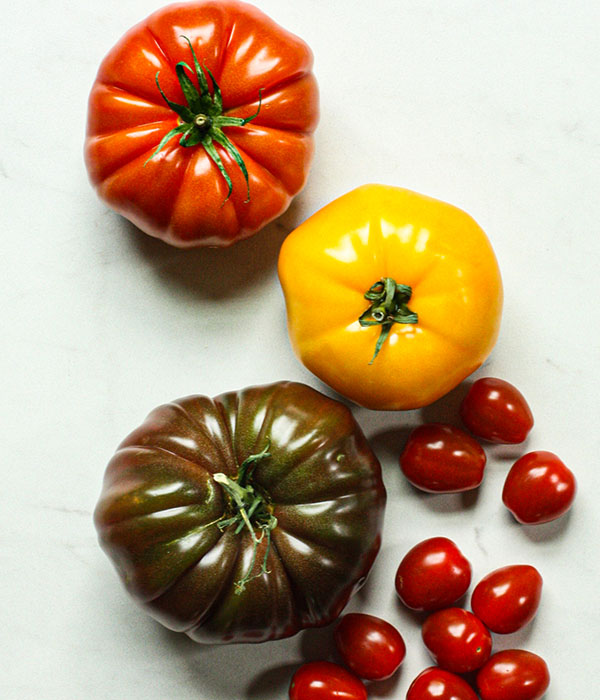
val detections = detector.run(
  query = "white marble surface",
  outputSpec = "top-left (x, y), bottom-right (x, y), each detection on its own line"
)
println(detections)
top-left (2, 0), bottom-right (599, 697)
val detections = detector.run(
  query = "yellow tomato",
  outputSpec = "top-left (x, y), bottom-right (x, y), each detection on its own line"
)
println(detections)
top-left (278, 185), bottom-right (503, 410)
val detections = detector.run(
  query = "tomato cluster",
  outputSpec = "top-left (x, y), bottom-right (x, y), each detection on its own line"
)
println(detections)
top-left (287, 378), bottom-right (569, 699)
top-left (400, 377), bottom-right (576, 525)
top-left (287, 537), bottom-right (550, 700)
top-left (399, 537), bottom-right (549, 700)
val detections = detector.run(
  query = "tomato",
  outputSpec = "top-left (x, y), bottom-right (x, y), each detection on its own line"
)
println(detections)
top-left (400, 423), bottom-right (486, 492)
top-left (289, 661), bottom-right (367, 700)
top-left (94, 381), bottom-right (386, 644)
top-left (502, 451), bottom-right (576, 524)
top-left (460, 377), bottom-right (533, 443)
top-left (278, 185), bottom-right (503, 410)
top-left (395, 537), bottom-right (471, 611)
top-left (471, 565), bottom-right (542, 633)
top-left (477, 650), bottom-right (550, 700)
top-left (422, 607), bottom-right (492, 673)
top-left (85, 1), bottom-right (319, 247)
top-left (406, 667), bottom-right (478, 700)
top-left (334, 613), bottom-right (405, 680)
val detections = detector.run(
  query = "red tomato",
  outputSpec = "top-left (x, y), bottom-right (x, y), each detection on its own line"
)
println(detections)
top-left (395, 537), bottom-right (471, 611)
top-left (334, 613), bottom-right (405, 680)
top-left (471, 565), bottom-right (542, 633)
top-left (460, 378), bottom-right (534, 443)
top-left (422, 608), bottom-right (492, 673)
top-left (400, 423), bottom-right (486, 492)
top-left (406, 667), bottom-right (478, 700)
top-left (477, 650), bottom-right (550, 700)
top-left (503, 451), bottom-right (576, 524)
top-left (85, 1), bottom-right (319, 247)
top-left (288, 661), bottom-right (367, 700)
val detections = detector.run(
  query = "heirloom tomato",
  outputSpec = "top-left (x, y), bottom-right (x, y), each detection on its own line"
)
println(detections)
top-left (94, 382), bottom-right (385, 644)
top-left (85, 1), bottom-right (319, 247)
top-left (400, 423), bottom-right (486, 492)
top-left (503, 451), bottom-right (576, 524)
top-left (278, 185), bottom-right (503, 410)
top-left (471, 565), bottom-right (542, 634)
top-left (334, 613), bottom-right (406, 680)
top-left (422, 608), bottom-right (492, 673)
top-left (289, 662), bottom-right (367, 700)
top-left (395, 537), bottom-right (472, 611)
top-left (477, 650), bottom-right (550, 700)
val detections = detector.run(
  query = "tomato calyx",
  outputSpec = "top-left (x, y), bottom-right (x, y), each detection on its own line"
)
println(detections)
top-left (359, 278), bottom-right (418, 363)
top-left (212, 441), bottom-right (277, 593)
top-left (145, 36), bottom-right (263, 202)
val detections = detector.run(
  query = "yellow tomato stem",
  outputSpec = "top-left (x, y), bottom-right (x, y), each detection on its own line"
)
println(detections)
top-left (359, 277), bottom-right (418, 364)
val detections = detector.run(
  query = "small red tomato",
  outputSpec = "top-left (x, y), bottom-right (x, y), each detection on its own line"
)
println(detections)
top-left (400, 423), bottom-right (486, 492)
top-left (406, 667), bottom-right (478, 700)
top-left (422, 608), bottom-right (492, 673)
top-left (460, 378), bottom-right (534, 443)
top-left (395, 537), bottom-right (471, 611)
top-left (289, 661), bottom-right (367, 700)
top-left (471, 565), bottom-right (542, 633)
top-left (503, 451), bottom-right (576, 524)
top-left (334, 613), bottom-right (405, 680)
top-left (477, 650), bottom-right (550, 700)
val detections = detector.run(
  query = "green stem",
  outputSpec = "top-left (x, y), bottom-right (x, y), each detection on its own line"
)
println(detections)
top-left (144, 35), bottom-right (263, 202)
top-left (359, 277), bottom-right (418, 364)
top-left (211, 441), bottom-right (276, 593)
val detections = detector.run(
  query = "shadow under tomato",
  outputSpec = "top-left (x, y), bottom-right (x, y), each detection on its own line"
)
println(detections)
top-left (488, 616), bottom-right (537, 651)
top-left (366, 666), bottom-right (404, 698)
top-left (367, 426), bottom-right (416, 462)
top-left (407, 483), bottom-right (481, 513)
top-left (154, 623), bottom-right (303, 698)
top-left (504, 507), bottom-right (574, 542)
top-left (121, 198), bottom-right (306, 300)
top-left (245, 662), bottom-right (299, 699)
top-left (419, 381), bottom-right (473, 427)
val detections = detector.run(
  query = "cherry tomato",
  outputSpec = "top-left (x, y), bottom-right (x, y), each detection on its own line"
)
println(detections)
top-left (477, 650), bottom-right (550, 700)
top-left (334, 613), bottom-right (405, 680)
top-left (460, 378), bottom-right (534, 443)
top-left (288, 661), bottom-right (367, 700)
top-left (406, 667), bottom-right (478, 700)
top-left (422, 607), bottom-right (492, 673)
top-left (503, 451), bottom-right (576, 524)
top-left (400, 423), bottom-right (486, 492)
top-left (471, 565), bottom-right (542, 633)
top-left (395, 537), bottom-right (471, 611)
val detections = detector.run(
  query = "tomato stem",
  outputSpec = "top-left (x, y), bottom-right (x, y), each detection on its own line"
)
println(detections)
top-left (359, 278), bottom-right (418, 364)
top-left (212, 441), bottom-right (277, 594)
top-left (144, 35), bottom-right (263, 203)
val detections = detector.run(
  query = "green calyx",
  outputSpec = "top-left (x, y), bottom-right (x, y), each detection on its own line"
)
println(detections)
top-left (145, 36), bottom-right (263, 202)
top-left (212, 441), bottom-right (277, 594)
top-left (359, 277), bottom-right (418, 364)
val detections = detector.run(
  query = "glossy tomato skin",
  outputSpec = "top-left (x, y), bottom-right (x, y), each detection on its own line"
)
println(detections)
top-left (334, 613), bottom-right (405, 680)
top-left (395, 537), bottom-right (471, 611)
top-left (422, 608), bottom-right (492, 673)
top-left (85, 1), bottom-right (319, 247)
top-left (400, 423), bottom-right (486, 492)
top-left (503, 451), bottom-right (576, 524)
top-left (289, 662), bottom-right (367, 700)
top-left (477, 650), bottom-right (550, 700)
top-left (94, 381), bottom-right (385, 644)
top-left (471, 565), bottom-right (542, 633)
top-left (460, 377), bottom-right (534, 443)
top-left (406, 667), bottom-right (478, 700)
top-left (278, 185), bottom-right (503, 410)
